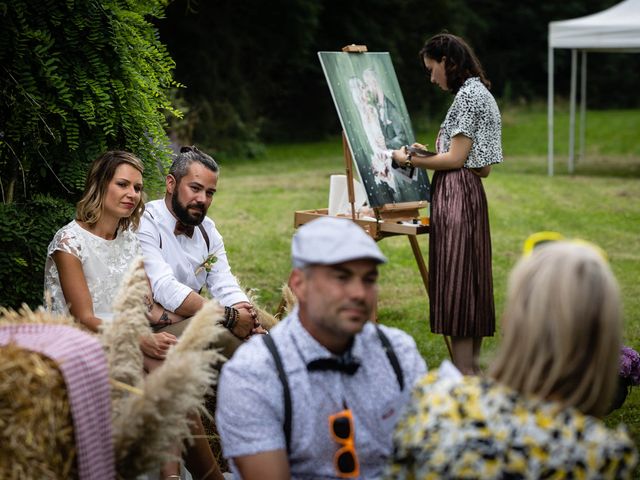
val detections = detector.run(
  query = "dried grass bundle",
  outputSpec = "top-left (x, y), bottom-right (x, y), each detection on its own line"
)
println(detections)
top-left (1, 259), bottom-right (270, 478)
top-left (102, 258), bottom-right (151, 404)
top-left (0, 343), bottom-right (77, 479)
top-left (170, 300), bottom-right (225, 358)
top-left (113, 351), bottom-right (218, 475)
top-left (244, 288), bottom-right (279, 331)
top-left (0, 304), bottom-right (76, 328)
top-left (281, 283), bottom-right (297, 316)
top-left (111, 300), bottom-right (225, 477)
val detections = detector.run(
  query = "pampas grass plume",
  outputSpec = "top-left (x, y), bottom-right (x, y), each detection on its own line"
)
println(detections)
top-left (102, 258), bottom-right (151, 399)
top-left (112, 299), bottom-right (225, 476)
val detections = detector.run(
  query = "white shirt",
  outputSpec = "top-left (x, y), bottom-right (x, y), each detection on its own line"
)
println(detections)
top-left (44, 220), bottom-right (141, 322)
top-left (137, 199), bottom-right (248, 312)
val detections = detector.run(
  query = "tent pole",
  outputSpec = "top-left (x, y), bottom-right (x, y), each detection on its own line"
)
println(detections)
top-left (569, 49), bottom-right (577, 174)
top-left (579, 50), bottom-right (587, 163)
top-left (548, 45), bottom-right (554, 176)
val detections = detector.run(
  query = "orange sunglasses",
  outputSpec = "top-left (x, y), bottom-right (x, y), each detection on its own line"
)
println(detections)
top-left (329, 408), bottom-right (360, 478)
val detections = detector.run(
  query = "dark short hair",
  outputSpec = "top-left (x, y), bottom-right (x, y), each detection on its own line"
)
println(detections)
top-left (169, 145), bottom-right (219, 183)
top-left (420, 33), bottom-right (491, 94)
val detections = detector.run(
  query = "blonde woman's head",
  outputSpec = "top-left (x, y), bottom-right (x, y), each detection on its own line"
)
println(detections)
top-left (490, 241), bottom-right (621, 417)
top-left (76, 151), bottom-right (145, 231)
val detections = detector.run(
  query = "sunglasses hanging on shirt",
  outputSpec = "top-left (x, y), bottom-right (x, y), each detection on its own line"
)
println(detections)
top-left (329, 408), bottom-right (360, 478)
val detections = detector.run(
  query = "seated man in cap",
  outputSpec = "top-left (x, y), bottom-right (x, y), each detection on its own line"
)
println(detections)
top-left (216, 216), bottom-right (427, 479)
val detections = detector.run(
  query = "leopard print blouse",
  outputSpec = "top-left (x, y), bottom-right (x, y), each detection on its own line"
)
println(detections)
top-left (436, 77), bottom-right (503, 169)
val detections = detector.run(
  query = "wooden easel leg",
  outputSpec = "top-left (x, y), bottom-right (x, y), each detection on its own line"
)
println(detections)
top-left (407, 235), bottom-right (454, 361)
top-left (408, 235), bottom-right (429, 295)
top-left (342, 131), bottom-right (357, 220)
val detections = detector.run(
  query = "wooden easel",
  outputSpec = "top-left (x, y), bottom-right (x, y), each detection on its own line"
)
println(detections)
top-left (340, 127), bottom-right (429, 286)
top-left (292, 44), bottom-right (453, 360)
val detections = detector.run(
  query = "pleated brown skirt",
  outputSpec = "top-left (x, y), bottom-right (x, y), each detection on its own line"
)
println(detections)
top-left (428, 168), bottom-right (495, 337)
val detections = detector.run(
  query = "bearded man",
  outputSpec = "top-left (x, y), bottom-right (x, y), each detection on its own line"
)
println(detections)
top-left (138, 146), bottom-right (264, 354)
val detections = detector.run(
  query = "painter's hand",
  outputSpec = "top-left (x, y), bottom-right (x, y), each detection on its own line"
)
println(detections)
top-left (410, 142), bottom-right (431, 156)
top-left (391, 146), bottom-right (413, 166)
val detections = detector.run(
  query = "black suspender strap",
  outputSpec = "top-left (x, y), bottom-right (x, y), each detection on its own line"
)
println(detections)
top-left (197, 223), bottom-right (210, 251)
top-left (262, 334), bottom-right (292, 453)
top-left (375, 325), bottom-right (404, 391)
top-left (262, 325), bottom-right (403, 454)
top-left (148, 211), bottom-right (210, 251)
top-left (146, 211), bottom-right (163, 249)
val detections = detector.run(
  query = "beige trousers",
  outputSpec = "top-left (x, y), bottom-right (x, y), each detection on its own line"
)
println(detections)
top-left (154, 318), bottom-right (243, 359)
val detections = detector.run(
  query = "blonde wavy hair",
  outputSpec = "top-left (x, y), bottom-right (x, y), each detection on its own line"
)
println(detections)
top-left (76, 151), bottom-right (145, 232)
top-left (490, 241), bottom-right (621, 417)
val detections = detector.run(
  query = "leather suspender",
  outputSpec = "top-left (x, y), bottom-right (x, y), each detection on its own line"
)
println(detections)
top-left (197, 224), bottom-right (210, 250)
top-left (262, 333), bottom-right (293, 453)
top-left (262, 324), bottom-right (403, 454)
top-left (147, 211), bottom-right (210, 251)
top-left (375, 325), bottom-right (405, 391)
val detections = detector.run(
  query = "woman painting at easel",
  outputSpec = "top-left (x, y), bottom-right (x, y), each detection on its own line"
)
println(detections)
top-left (391, 33), bottom-right (503, 375)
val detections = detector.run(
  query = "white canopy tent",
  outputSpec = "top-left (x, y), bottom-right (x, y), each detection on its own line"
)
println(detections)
top-left (547, 0), bottom-right (640, 175)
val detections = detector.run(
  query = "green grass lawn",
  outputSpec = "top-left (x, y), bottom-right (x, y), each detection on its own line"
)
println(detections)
top-left (209, 105), bottom-right (640, 450)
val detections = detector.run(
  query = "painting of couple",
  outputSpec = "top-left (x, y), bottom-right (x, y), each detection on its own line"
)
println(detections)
top-left (319, 51), bottom-right (430, 208)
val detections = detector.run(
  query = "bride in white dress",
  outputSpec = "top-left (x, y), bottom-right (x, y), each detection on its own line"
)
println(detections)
top-left (44, 151), bottom-right (223, 480)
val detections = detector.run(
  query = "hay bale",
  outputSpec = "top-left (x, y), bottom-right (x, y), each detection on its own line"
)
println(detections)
top-left (0, 343), bottom-right (77, 479)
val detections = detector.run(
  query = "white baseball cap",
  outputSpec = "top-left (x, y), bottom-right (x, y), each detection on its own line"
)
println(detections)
top-left (291, 217), bottom-right (387, 268)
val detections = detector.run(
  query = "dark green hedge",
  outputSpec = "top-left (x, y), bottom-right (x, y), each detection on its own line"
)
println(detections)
top-left (0, 0), bottom-right (180, 309)
top-left (0, 195), bottom-right (74, 309)
top-left (158, 0), bottom-right (640, 146)
top-left (0, 0), bottom-right (178, 204)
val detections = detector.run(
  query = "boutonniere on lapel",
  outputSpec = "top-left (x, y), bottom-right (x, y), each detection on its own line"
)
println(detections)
top-left (195, 253), bottom-right (218, 275)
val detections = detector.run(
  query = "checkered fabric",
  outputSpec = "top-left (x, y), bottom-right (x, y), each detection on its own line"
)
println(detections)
top-left (0, 323), bottom-right (114, 479)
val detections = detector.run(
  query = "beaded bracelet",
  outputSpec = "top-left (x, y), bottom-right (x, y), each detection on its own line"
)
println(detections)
top-left (223, 306), bottom-right (239, 331)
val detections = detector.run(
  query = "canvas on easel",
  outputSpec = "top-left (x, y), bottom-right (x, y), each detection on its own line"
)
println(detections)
top-left (294, 48), bottom-right (451, 359)
top-left (318, 50), bottom-right (430, 209)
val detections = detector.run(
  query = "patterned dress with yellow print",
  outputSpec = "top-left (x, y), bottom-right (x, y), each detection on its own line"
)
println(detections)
top-left (384, 369), bottom-right (638, 479)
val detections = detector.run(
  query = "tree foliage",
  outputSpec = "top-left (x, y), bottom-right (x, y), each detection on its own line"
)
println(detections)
top-left (0, 195), bottom-right (75, 308)
top-left (157, 0), bottom-right (640, 148)
top-left (460, 0), bottom-right (640, 109)
top-left (158, 0), bottom-right (460, 145)
top-left (0, 0), bottom-right (180, 204)
top-left (0, 0), bottom-right (181, 309)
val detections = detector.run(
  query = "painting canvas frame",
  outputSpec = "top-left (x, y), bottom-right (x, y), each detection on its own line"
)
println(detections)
top-left (318, 51), bottom-right (430, 208)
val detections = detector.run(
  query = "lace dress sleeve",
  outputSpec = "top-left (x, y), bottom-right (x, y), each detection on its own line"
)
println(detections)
top-left (47, 224), bottom-right (84, 261)
top-left (44, 222), bottom-right (86, 315)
